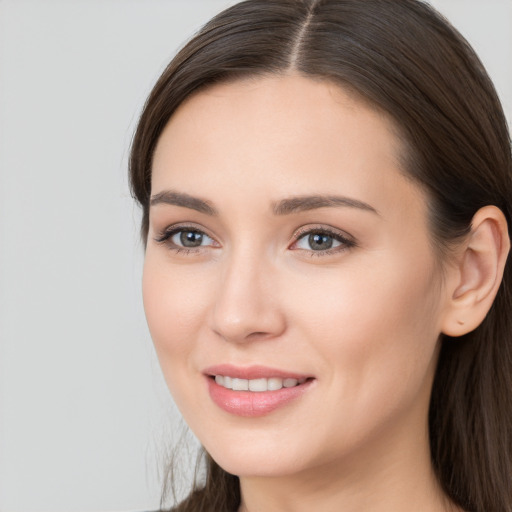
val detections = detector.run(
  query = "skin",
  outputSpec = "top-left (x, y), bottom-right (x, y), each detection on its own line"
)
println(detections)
top-left (143, 75), bottom-right (467, 511)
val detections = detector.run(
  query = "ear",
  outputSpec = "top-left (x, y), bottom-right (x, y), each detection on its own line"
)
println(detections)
top-left (441, 206), bottom-right (510, 337)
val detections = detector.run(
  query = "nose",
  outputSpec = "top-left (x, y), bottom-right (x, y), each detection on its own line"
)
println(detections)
top-left (209, 249), bottom-right (286, 344)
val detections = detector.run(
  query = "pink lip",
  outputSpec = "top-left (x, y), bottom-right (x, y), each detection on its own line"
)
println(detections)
top-left (203, 364), bottom-right (310, 380)
top-left (203, 364), bottom-right (315, 417)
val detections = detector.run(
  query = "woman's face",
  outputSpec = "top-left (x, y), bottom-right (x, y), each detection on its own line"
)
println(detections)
top-left (144, 75), bottom-right (449, 478)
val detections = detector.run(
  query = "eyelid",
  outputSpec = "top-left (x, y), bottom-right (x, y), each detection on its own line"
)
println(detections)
top-left (153, 222), bottom-right (356, 256)
top-left (290, 224), bottom-right (356, 254)
top-left (292, 224), bottom-right (355, 242)
top-left (154, 222), bottom-right (219, 248)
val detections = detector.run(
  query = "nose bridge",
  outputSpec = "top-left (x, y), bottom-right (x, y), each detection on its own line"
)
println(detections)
top-left (210, 242), bottom-right (285, 343)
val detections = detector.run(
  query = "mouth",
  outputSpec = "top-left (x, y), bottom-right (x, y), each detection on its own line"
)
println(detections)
top-left (211, 375), bottom-right (309, 392)
top-left (204, 365), bottom-right (315, 417)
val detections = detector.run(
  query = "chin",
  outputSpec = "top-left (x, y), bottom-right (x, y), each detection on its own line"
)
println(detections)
top-left (201, 433), bottom-right (316, 478)
top-left (211, 452), bottom-right (305, 479)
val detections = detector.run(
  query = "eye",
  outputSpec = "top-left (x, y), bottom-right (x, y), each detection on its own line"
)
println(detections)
top-left (171, 229), bottom-right (213, 248)
top-left (154, 225), bottom-right (218, 252)
top-left (291, 227), bottom-right (355, 255)
top-left (296, 232), bottom-right (340, 251)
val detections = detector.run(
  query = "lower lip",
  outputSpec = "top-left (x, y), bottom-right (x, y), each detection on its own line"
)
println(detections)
top-left (206, 377), bottom-right (314, 417)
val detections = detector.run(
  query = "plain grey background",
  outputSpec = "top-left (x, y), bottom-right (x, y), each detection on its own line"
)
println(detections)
top-left (0, 1), bottom-right (510, 511)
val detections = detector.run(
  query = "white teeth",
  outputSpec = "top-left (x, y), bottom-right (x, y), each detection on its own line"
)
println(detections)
top-left (248, 378), bottom-right (267, 392)
top-left (267, 377), bottom-right (283, 391)
top-left (232, 378), bottom-right (249, 391)
top-left (214, 375), bottom-right (305, 392)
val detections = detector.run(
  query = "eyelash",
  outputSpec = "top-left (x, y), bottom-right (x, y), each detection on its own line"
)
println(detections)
top-left (291, 226), bottom-right (356, 257)
top-left (154, 224), bottom-right (216, 255)
top-left (154, 224), bottom-right (356, 257)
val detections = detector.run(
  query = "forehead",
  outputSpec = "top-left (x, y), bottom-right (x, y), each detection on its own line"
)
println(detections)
top-left (151, 74), bottom-right (421, 218)
top-left (156, 74), bottom-right (399, 151)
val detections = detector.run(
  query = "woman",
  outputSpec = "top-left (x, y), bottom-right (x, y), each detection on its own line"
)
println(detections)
top-left (130, 0), bottom-right (512, 511)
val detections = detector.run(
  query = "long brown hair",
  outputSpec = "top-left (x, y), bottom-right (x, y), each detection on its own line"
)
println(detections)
top-left (129, 1), bottom-right (512, 510)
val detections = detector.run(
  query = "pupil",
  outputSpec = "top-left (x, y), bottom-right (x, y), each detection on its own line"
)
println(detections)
top-left (309, 233), bottom-right (333, 250)
top-left (180, 231), bottom-right (203, 247)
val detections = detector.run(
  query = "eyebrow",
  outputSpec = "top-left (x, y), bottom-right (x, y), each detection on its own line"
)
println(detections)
top-left (273, 195), bottom-right (379, 216)
top-left (150, 190), bottom-right (218, 215)
top-left (150, 190), bottom-right (378, 217)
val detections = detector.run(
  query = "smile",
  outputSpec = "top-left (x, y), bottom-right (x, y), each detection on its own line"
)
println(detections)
top-left (214, 375), bottom-right (307, 392)
top-left (205, 366), bottom-right (315, 417)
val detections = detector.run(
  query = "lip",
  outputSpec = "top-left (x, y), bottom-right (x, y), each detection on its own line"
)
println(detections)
top-left (204, 364), bottom-right (315, 417)
top-left (203, 364), bottom-right (310, 380)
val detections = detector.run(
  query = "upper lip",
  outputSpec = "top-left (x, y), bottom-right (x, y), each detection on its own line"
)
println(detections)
top-left (203, 364), bottom-right (313, 381)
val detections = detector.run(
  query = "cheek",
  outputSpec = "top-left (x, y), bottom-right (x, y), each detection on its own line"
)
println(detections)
top-left (287, 249), bottom-right (442, 398)
top-left (275, 255), bottom-right (442, 459)
top-left (142, 254), bottom-right (217, 420)
top-left (142, 254), bottom-right (211, 362)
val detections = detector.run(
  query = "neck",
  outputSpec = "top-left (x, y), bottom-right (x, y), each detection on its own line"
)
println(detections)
top-left (237, 413), bottom-right (460, 512)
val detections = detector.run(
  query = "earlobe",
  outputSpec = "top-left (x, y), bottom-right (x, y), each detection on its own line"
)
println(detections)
top-left (441, 206), bottom-right (510, 337)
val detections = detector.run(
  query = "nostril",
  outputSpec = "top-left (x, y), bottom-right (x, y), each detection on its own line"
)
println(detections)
top-left (246, 331), bottom-right (273, 340)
